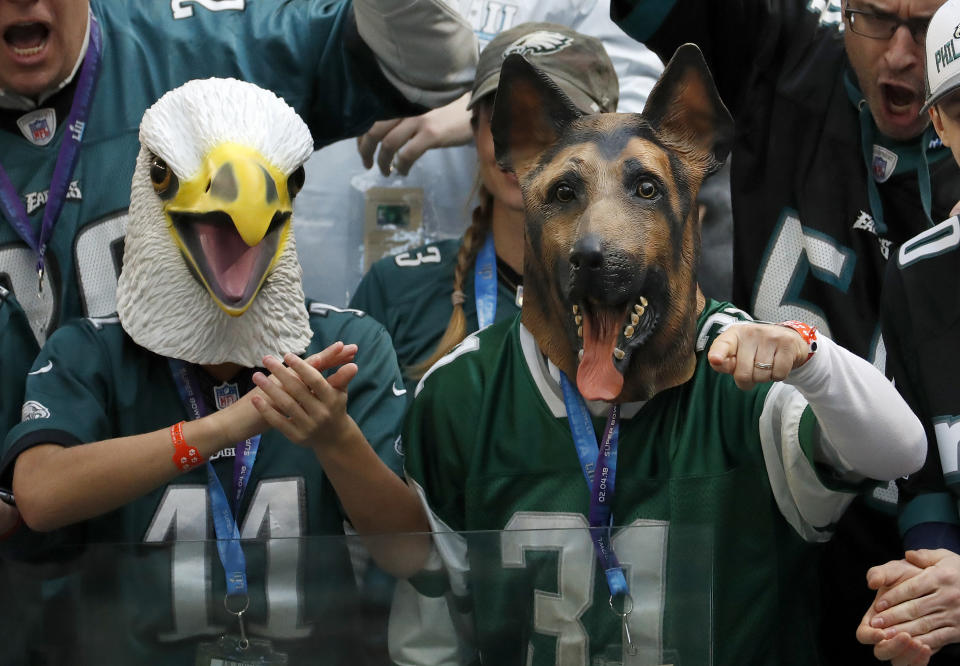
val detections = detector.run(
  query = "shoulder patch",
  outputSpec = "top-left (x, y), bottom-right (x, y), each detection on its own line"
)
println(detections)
top-left (21, 400), bottom-right (51, 421)
top-left (86, 315), bottom-right (121, 330)
top-left (0, 285), bottom-right (8, 302)
top-left (897, 217), bottom-right (960, 269)
top-left (696, 305), bottom-right (754, 352)
top-left (309, 302), bottom-right (366, 318)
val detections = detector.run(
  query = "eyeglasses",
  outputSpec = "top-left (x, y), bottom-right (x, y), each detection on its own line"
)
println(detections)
top-left (844, 7), bottom-right (931, 42)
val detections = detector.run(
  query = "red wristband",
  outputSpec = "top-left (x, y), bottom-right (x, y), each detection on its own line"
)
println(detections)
top-left (778, 320), bottom-right (818, 364)
top-left (170, 421), bottom-right (205, 472)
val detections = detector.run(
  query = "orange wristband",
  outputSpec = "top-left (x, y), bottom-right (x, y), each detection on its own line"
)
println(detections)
top-left (778, 320), bottom-right (818, 364)
top-left (170, 421), bottom-right (205, 472)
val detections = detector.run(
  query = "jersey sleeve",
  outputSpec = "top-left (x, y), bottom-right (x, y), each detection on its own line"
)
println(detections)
top-left (611, 0), bottom-right (826, 118)
top-left (0, 290), bottom-right (38, 440)
top-left (1, 321), bottom-right (115, 492)
top-left (882, 253), bottom-right (960, 548)
top-left (326, 312), bottom-right (407, 478)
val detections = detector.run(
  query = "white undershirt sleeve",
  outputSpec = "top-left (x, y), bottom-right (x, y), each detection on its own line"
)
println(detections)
top-left (784, 334), bottom-right (925, 481)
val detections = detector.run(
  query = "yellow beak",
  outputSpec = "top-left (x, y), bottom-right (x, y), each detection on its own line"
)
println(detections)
top-left (163, 143), bottom-right (294, 316)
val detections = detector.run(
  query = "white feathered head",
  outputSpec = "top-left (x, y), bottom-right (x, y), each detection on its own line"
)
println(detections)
top-left (117, 78), bottom-right (314, 367)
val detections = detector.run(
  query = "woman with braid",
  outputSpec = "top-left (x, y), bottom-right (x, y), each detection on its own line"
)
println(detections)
top-left (349, 23), bottom-right (619, 396)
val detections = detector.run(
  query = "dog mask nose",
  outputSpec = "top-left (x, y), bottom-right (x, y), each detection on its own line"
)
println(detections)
top-left (570, 234), bottom-right (604, 272)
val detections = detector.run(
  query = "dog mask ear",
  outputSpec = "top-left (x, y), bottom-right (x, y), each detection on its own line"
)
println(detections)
top-left (642, 43), bottom-right (733, 173)
top-left (491, 54), bottom-right (582, 176)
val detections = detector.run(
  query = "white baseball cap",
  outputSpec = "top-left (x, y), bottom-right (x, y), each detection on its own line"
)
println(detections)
top-left (923, 0), bottom-right (960, 111)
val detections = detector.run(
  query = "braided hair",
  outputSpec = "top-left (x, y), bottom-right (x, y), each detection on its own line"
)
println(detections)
top-left (408, 181), bottom-right (494, 379)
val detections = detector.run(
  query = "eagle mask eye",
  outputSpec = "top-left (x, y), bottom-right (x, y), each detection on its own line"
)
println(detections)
top-left (149, 155), bottom-right (179, 199)
top-left (287, 165), bottom-right (305, 199)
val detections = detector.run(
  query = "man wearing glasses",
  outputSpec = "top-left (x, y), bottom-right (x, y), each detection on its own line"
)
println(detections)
top-left (611, 0), bottom-right (959, 664)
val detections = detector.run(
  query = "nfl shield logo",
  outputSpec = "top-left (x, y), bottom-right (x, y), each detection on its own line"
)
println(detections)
top-left (214, 381), bottom-right (240, 410)
top-left (871, 145), bottom-right (898, 183)
top-left (17, 108), bottom-right (57, 146)
top-left (29, 118), bottom-right (50, 142)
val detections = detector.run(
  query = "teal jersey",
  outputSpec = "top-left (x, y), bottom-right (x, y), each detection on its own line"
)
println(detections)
top-left (1, 0), bottom-right (421, 348)
top-left (0, 287), bottom-right (37, 438)
top-left (402, 301), bottom-right (855, 666)
top-left (1, 302), bottom-right (406, 664)
top-left (350, 238), bottom-right (521, 395)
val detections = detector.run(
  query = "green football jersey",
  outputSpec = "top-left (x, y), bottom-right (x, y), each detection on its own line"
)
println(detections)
top-left (1, 302), bottom-right (406, 664)
top-left (350, 238), bottom-right (521, 396)
top-left (0, 287), bottom-right (37, 438)
top-left (1, 0), bottom-right (420, 348)
top-left (401, 300), bottom-right (854, 666)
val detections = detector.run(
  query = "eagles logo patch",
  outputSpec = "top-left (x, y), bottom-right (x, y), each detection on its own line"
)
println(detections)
top-left (21, 400), bottom-right (51, 421)
top-left (503, 31), bottom-right (573, 59)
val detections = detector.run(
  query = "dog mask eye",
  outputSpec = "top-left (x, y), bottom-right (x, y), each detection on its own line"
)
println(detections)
top-left (555, 183), bottom-right (576, 203)
top-left (637, 179), bottom-right (658, 199)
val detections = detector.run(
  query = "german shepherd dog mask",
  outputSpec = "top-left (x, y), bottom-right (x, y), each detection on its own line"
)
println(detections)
top-left (492, 44), bottom-right (733, 403)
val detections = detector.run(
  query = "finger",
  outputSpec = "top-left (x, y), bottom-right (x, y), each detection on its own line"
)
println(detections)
top-left (325, 362), bottom-right (359, 392)
top-left (251, 395), bottom-right (303, 442)
top-left (750, 337), bottom-right (779, 383)
top-left (707, 331), bottom-right (739, 372)
top-left (874, 632), bottom-right (931, 662)
top-left (301, 342), bottom-right (355, 372)
top-left (394, 127), bottom-right (441, 175)
top-left (357, 119), bottom-right (400, 169)
top-left (377, 119), bottom-right (420, 176)
top-left (283, 352), bottom-right (331, 398)
top-left (253, 368), bottom-right (309, 423)
top-left (905, 549), bottom-right (951, 569)
top-left (868, 559), bottom-right (920, 591)
top-left (912, 625), bottom-right (960, 651)
top-left (875, 575), bottom-right (939, 614)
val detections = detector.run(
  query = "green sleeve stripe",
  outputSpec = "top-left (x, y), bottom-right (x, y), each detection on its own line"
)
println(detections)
top-left (614, 0), bottom-right (678, 43)
top-left (797, 405), bottom-right (818, 463)
top-left (408, 568), bottom-right (451, 598)
top-left (898, 493), bottom-right (960, 534)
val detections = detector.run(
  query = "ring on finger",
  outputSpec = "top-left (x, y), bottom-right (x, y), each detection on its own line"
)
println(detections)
top-left (754, 361), bottom-right (773, 370)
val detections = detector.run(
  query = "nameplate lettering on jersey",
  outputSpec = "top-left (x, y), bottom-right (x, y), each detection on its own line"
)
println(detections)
top-left (17, 108), bottom-right (56, 147)
top-left (25, 180), bottom-right (82, 215)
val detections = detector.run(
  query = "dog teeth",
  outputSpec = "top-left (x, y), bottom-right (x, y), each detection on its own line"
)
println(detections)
top-left (631, 313), bottom-right (640, 326)
top-left (639, 296), bottom-right (648, 307)
top-left (624, 325), bottom-right (635, 338)
top-left (614, 348), bottom-right (625, 360)
top-left (575, 315), bottom-right (582, 325)
top-left (572, 304), bottom-right (579, 315)
top-left (577, 325), bottom-right (583, 338)
top-left (578, 349), bottom-right (584, 362)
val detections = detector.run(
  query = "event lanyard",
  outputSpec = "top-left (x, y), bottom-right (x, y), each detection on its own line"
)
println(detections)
top-left (559, 373), bottom-right (628, 599)
top-left (474, 234), bottom-right (497, 329)
top-left (168, 359), bottom-right (262, 601)
top-left (0, 14), bottom-right (103, 293)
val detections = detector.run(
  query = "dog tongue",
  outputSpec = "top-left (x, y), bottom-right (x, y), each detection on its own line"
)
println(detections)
top-left (576, 310), bottom-right (624, 401)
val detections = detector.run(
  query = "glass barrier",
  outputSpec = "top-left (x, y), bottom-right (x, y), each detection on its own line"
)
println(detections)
top-left (2, 524), bottom-right (712, 665)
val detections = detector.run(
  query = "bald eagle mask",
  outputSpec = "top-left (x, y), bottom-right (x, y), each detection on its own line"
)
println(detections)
top-left (117, 78), bottom-right (314, 367)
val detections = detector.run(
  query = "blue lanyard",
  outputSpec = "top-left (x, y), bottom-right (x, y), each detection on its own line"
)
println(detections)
top-left (0, 14), bottom-right (103, 291)
top-left (559, 373), bottom-right (628, 599)
top-left (168, 359), bottom-right (261, 599)
top-left (474, 234), bottom-right (497, 329)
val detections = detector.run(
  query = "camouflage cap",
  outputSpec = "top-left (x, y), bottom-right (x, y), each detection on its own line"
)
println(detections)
top-left (469, 22), bottom-right (619, 114)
